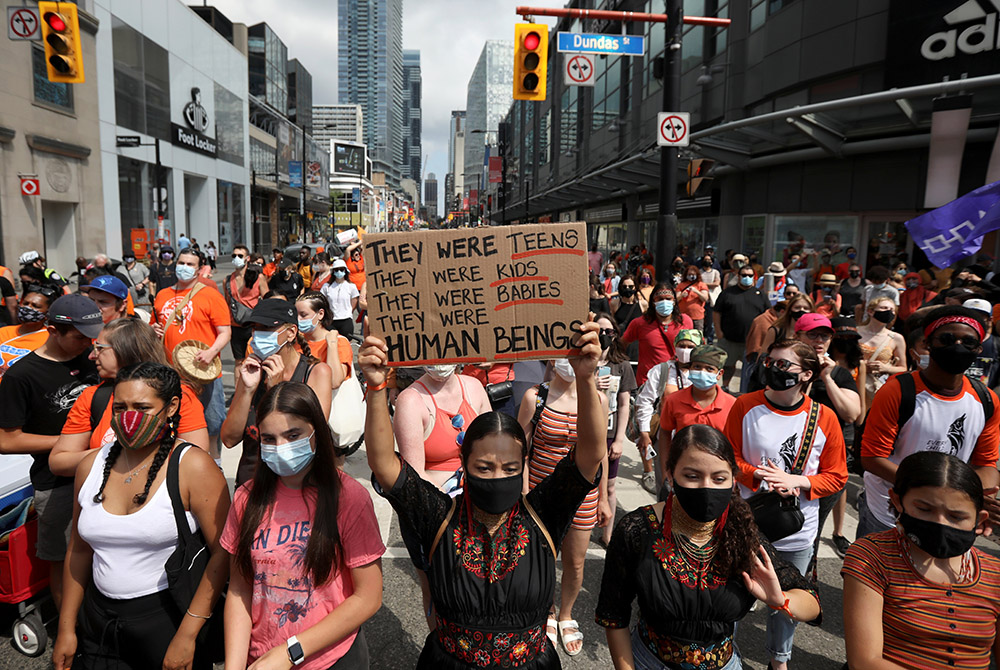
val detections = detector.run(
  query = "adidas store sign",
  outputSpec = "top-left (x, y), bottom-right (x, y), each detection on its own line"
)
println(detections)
top-left (921, 0), bottom-right (1000, 60)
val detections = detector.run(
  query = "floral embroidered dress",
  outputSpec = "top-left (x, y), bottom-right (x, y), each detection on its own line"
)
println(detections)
top-left (379, 455), bottom-right (599, 669)
top-left (596, 501), bottom-right (820, 670)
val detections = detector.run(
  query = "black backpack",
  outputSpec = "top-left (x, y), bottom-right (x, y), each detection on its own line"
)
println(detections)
top-left (851, 372), bottom-right (995, 474)
top-left (89, 382), bottom-right (114, 431)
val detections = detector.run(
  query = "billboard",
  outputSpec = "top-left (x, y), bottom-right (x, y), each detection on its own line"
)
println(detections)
top-left (333, 142), bottom-right (365, 175)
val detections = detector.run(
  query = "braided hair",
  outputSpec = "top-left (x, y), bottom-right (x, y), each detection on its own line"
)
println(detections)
top-left (92, 362), bottom-right (182, 505)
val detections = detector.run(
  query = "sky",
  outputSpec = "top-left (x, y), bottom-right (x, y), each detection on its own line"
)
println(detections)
top-left (203, 0), bottom-right (558, 213)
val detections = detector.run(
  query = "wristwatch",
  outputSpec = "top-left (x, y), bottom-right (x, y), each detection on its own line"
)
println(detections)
top-left (287, 636), bottom-right (305, 666)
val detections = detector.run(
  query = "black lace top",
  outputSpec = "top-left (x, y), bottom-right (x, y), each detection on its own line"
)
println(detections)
top-left (596, 505), bottom-right (821, 647)
top-left (380, 455), bottom-right (600, 669)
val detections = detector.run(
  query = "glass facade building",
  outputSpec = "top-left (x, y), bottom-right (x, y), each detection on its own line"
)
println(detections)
top-left (248, 23), bottom-right (288, 116)
top-left (463, 41), bottom-right (513, 200)
top-left (401, 49), bottom-right (422, 183)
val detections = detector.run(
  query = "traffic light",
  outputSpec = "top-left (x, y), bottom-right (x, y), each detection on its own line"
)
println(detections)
top-left (686, 158), bottom-right (715, 197)
top-left (39, 2), bottom-right (84, 83)
top-left (513, 23), bottom-right (548, 101)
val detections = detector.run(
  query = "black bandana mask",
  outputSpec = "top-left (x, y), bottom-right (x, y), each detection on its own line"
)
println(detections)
top-left (673, 484), bottom-right (731, 522)
top-left (765, 366), bottom-right (800, 391)
top-left (465, 473), bottom-right (522, 514)
top-left (898, 512), bottom-right (977, 559)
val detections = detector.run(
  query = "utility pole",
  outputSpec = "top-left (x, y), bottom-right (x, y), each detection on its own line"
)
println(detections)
top-left (301, 127), bottom-right (307, 242)
top-left (656, 0), bottom-right (683, 282)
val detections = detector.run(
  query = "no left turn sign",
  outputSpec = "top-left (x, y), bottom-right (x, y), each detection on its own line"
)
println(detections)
top-left (563, 53), bottom-right (595, 87)
top-left (657, 112), bottom-right (690, 147)
top-left (7, 7), bottom-right (39, 40)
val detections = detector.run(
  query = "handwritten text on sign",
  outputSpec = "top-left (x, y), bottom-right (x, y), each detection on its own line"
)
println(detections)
top-left (364, 222), bottom-right (589, 365)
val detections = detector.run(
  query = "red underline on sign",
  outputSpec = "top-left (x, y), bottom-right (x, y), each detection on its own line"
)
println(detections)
top-left (510, 249), bottom-right (586, 259)
top-left (388, 357), bottom-right (489, 367)
top-left (495, 348), bottom-right (582, 360)
top-left (494, 299), bottom-right (564, 311)
top-left (488, 276), bottom-right (550, 287)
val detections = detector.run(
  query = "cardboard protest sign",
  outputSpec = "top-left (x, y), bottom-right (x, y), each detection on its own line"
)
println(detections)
top-left (364, 222), bottom-right (589, 366)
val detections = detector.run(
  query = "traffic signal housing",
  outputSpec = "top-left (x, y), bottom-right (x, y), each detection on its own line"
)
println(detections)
top-left (39, 1), bottom-right (84, 84)
top-left (513, 23), bottom-right (548, 101)
top-left (686, 158), bottom-right (715, 197)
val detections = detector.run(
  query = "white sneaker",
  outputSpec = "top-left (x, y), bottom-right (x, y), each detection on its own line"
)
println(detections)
top-left (641, 471), bottom-right (657, 494)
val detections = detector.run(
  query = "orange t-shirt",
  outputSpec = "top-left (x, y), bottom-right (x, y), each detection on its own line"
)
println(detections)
top-left (301, 335), bottom-right (353, 376)
top-left (262, 262), bottom-right (277, 278)
top-left (676, 280), bottom-right (708, 320)
top-left (62, 383), bottom-right (208, 449)
top-left (0, 324), bottom-right (49, 378)
top-left (345, 257), bottom-right (365, 291)
top-left (151, 284), bottom-right (230, 372)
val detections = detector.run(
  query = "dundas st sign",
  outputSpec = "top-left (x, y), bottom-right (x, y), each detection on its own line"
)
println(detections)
top-left (171, 87), bottom-right (217, 157)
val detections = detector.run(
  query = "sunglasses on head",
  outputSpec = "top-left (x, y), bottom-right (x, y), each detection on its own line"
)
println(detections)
top-left (25, 283), bottom-right (58, 298)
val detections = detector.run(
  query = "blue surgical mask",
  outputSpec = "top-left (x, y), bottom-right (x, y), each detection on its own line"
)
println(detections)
top-left (655, 299), bottom-right (674, 317)
top-left (334, 270), bottom-right (346, 279)
top-left (689, 370), bottom-right (719, 390)
top-left (260, 432), bottom-right (315, 476)
top-left (298, 317), bottom-right (317, 334)
top-left (739, 276), bottom-right (753, 287)
top-left (175, 264), bottom-right (196, 281)
top-left (251, 329), bottom-right (283, 360)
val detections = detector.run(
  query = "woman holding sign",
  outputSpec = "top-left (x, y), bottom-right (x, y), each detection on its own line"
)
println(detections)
top-left (359, 320), bottom-right (607, 670)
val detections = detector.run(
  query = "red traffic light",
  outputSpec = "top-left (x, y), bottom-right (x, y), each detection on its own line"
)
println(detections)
top-left (523, 30), bottom-right (541, 50)
top-left (44, 12), bottom-right (67, 32)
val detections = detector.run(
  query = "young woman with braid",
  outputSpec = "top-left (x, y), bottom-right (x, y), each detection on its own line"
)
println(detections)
top-left (52, 363), bottom-right (230, 670)
top-left (221, 299), bottom-right (333, 485)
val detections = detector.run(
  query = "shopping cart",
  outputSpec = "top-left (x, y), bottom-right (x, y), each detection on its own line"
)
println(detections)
top-left (0, 455), bottom-right (49, 657)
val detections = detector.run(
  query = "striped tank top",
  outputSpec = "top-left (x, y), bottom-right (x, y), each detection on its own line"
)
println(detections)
top-left (528, 403), bottom-right (599, 530)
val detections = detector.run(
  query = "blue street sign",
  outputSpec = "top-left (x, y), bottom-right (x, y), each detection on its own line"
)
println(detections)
top-left (352, 188), bottom-right (360, 203)
top-left (289, 161), bottom-right (303, 188)
top-left (556, 31), bottom-right (646, 56)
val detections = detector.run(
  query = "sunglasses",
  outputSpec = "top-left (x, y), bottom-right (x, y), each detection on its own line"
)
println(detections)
top-left (452, 414), bottom-right (466, 447)
top-left (933, 332), bottom-right (981, 349)
top-left (233, 253), bottom-right (246, 259)
top-left (762, 356), bottom-right (800, 372)
top-left (25, 283), bottom-right (58, 298)
top-left (599, 328), bottom-right (616, 337)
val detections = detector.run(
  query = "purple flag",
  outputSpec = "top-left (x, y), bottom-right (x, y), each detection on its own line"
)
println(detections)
top-left (906, 180), bottom-right (1000, 269)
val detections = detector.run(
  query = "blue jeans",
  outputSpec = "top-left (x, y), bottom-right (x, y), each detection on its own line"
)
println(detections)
top-left (630, 628), bottom-right (742, 670)
top-left (766, 546), bottom-right (813, 663)
top-left (197, 377), bottom-right (225, 437)
top-left (856, 490), bottom-right (894, 539)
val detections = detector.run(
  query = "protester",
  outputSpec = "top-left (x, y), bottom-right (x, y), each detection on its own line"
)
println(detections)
top-left (858, 306), bottom-right (1000, 539)
top-left (309, 251), bottom-right (333, 291)
top-left (589, 276), bottom-right (612, 315)
top-left (82, 275), bottom-right (130, 324)
top-left (224, 244), bottom-right (269, 366)
top-left (811, 273), bottom-right (841, 318)
top-left (51, 362), bottom-right (229, 670)
top-left (50, 317), bottom-right (209, 476)
top-left (622, 282), bottom-right (694, 386)
top-left (221, 299), bottom-right (332, 485)
top-left (361, 320), bottom-right (606, 669)
top-left (962, 297), bottom-right (999, 387)
top-left (321, 258), bottom-right (360, 338)
top-left (295, 245), bottom-right (314, 287)
top-left (296, 292), bottom-right (355, 390)
top-left (858, 296), bottom-right (907, 410)
top-left (898, 271), bottom-right (937, 323)
top-left (676, 265), bottom-right (709, 330)
top-left (862, 265), bottom-right (899, 309)
top-left (843, 451), bottom-right (1000, 670)
top-left (758, 261), bottom-right (791, 305)
top-left (0, 282), bottom-right (59, 377)
top-left (588, 243), bottom-right (603, 276)
top-left (838, 263), bottom-right (866, 322)
top-left (149, 246), bottom-right (177, 296)
top-left (345, 240), bottom-right (366, 292)
top-left (713, 264), bottom-right (770, 389)
top-left (0, 272), bottom-right (15, 327)
top-left (637, 267), bottom-right (655, 304)
top-left (598, 425), bottom-right (821, 670)
top-left (611, 275), bottom-right (644, 363)
top-left (262, 248), bottom-right (282, 278)
top-left (721, 253), bottom-right (748, 289)
top-left (20, 250), bottom-right (67, 286)
top-left (268, 258), bottom-right (305, 300)
top-left (222, 382), bottom-right (384, 669)
top-left (602, 261), bottom-right (620, 296)
top-left (759, 293), bottom-right (816, 356)
top-left (205, 240), bottom-right (217, 270)
top-left (727, 340), bottom-right (847, 670)
top-left (118, 252), bottom-right (152, 308)
top-left (0, 294), bottom-right (102, 610)
top-left (744, 285), bottom-right (801, 393)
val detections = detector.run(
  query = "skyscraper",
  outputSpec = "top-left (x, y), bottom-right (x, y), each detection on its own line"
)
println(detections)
top-left (401, 50), bottom-right (422, 184)
top-left (447, 110), bottom-right (466, 211)
top-left (247, 23), bottom-right (288, 114)
top-left (338, 0), bottom-right (404, 187)
top-left (312, 104), bottom-right (364, 146)
top-left (424, 173), bottom-right (438, 219)
top-left (464, 41), bottom-right (513, 201)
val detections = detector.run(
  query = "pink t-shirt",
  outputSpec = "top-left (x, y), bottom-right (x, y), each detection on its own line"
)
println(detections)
top-left (221, 471), bottom-right (385, 669)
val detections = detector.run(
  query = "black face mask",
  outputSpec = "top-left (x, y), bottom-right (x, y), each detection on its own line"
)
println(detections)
top-left (619, 285), bottom-right (635, 298)
top-left (765, 366), bottom-right (800, 391)
top-left (673, 483), bottom-right (731, 523)
top-left (898, 512), bottom-right (977, 559)
top-left (465, 473), bottom-right (522, 514)
top-left (599, 332), bottom-right (614, 351)
top-left (872, 310), bottom-right (895, 324)
top-left (790, 310), bottom-right (808, 323)
top-left (929, 342), bottom-right (978, 375)
top-left (849, 270), bottom-right (860, 278)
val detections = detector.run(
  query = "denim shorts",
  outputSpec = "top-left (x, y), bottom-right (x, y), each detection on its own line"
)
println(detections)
top-left (197, 377), bottom-right (226, 437)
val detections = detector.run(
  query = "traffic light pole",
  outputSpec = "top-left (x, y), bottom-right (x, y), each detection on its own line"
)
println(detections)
top-left (656, 0), bottom-right (683, 283)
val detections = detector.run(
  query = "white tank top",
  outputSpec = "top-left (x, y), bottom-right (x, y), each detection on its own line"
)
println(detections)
top-left (77, 443), bottom-right (198, 599)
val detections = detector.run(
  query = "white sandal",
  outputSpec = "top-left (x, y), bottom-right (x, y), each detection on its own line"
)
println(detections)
top-left (545, 616), bottom-right (558, 646)
top-left (558, 619), bottom-right (584, 656)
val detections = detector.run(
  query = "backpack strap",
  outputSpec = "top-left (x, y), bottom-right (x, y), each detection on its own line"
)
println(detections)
top-left (89, 381), bottom-right (115, 431)
top-left (655, 361), bottom-right (672, 398)
top-left (427, 498), bottom-right (457, 565)
top-left (521, 494), bottom-right (556, 559)
top-left (896, 372), bottom-right (917, 429)
top-left (166, 443), bottom-right (198, 545)
top-left (968, 377), bottom-right (995, 421)
top-left (530, 382), bottom-right (550, 428)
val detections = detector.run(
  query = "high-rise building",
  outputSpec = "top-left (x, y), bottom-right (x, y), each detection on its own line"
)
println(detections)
top-left (424, 173), bottom-right (438, 219)
top-left (247, 23), bottom-right (288, 114)
top-left (464, 41), bottom-right (513, 200)
top-left (447, 110), bottom-right (466, 211)
top-left (338, 0), bottom-right (404, 187)
top-left (313, 104), bottom-right (364, 147)
top-left (401, 50), bottom-right (422, 183)
top-left (286, 58), bottom-right (313, 134)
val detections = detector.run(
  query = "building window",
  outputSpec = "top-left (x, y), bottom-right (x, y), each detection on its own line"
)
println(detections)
top-left (559, 88), bottom-right (578, 157)
top-left (112, 17), bottom-right (170, 140)
top-left (32, 46), bottom-right (73, 111)
top-left (218, 181), bottom-right (245, 254)
top-left (750, 0), bottom-right (797, 32)
top-left (592, 55), bottom-right (621, 130)
top-left (215, 83), bottom-right (245, 166)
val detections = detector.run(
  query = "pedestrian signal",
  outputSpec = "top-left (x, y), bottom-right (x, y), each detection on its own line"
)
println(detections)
top-left (513, 23), bottom-right (548, 101)
top-left (686, 159), bottom-right (715, 197)
top-left (39, 1), bottom-right (84, 83)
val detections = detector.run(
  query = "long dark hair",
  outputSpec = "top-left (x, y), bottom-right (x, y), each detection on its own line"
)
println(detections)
top-left (666, 425), bottom-right (760, 577)
top-left (234, 382), bottom-right (342, 585)
top-left (297, 291), bottom-right (335, 330)
top-left (894, 451), bottom-right (983, 512)
top-left (643, 282), bottom-right (683, 325)
top-left (460, 411), bottom-right (528, 465)
top-left (93, 363), bottom-right (181, 506)
top-left (595, 311), bottom-right (628, 364)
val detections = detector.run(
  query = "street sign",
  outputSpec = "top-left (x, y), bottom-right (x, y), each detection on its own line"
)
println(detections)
top-left (556, 31), bottom-right (645, 56)
top-left (563, 53), bottom-right (595, 86)
top-left (7, 6), bottom-right (39, 40)
top-left (19, 177), bottom-right (39, 196)
top-left (116, 135), bottom-right (142, 148)
top-left (657, 112), bottom-right (690, 147)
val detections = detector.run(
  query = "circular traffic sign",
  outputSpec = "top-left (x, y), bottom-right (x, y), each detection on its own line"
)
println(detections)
top-left (10, 9), bottom-right (37, 38)
top-left (567, 55), bottom-right (594, 84)
top-left (20, 179), bottom-right (39, 196)
top-left (659, 115), bottom-right (688, 145)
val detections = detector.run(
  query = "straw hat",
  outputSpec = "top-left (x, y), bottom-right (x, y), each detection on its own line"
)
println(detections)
top-left (817, 273), bottom-right (838, 286)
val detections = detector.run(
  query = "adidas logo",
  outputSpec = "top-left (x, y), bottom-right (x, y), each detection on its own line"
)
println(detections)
top-left (921, 0), bottom-right (1000, 60)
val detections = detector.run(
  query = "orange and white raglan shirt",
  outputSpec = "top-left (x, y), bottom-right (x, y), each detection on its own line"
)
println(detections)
top-left (725, 390), bottom-right (848, 553)
top-left (861, 373), bottom-right (1000, 529)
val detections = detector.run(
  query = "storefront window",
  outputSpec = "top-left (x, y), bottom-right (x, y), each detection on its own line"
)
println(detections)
top-left (677, 218), bottom-right (719, 260)
top-left (215, 83), bottom-right (245, 166)
top-left (217, 181), bottom-right (245, 255)
top-left (119, 157), bottom-right (172, 254)
top-left (593, 223), bottom-right (628, 260)
top-left (774, 215), bottom-right (858, 266)
top-left (742, 215), bottom-right (766, 259)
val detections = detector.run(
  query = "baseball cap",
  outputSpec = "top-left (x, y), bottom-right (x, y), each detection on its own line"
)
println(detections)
top-left (48, 294), bottom-right (103, 338)
top-left (795, 313), bottom-right (834, 333)
top-left (831, 316), bottom-right (860, 339)
top-left (690, 344), bottom-right (727, 369)
top-left (963, 298), bottom-right (992, 316)
top-left (277, 257), bottom-right (293, 269)
top-left (246, 299), bottom-right (296, 328)
top-left (674, 329), bottom-right (704, 347)
top-left (86, 275), bottom-right (128, 300)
